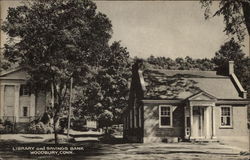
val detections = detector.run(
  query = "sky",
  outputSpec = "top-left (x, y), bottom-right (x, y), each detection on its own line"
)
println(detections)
top-left (1, 0), bottom-right (249, 59)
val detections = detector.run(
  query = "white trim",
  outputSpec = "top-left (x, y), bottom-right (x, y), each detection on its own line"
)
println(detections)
top-left (159, 105), bottom-right (173, 128)
top-left (14, 85), bottom-right (20, 122)
top-left (138, 70), bottom-right (147, 91)
top-left (188, 91), bottom-right (217, 101)
top-left (0, 85), bottom-right (5, 117)
top-left (230, 73), bottom-right (247, 98)
top-left (220, 105), bottom-right (233, 128)
top-left (0, 66), bottom-right (23, 77)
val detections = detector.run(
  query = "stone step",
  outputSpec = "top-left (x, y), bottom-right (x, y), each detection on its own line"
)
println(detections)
top-left (191, 138), bottom-right (219, 143)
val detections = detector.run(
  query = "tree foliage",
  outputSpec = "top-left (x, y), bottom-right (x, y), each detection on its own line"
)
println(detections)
top-left (1, 0), bottom-right (114, 143)
top-left (72, 41), bottom-right (131, 127)
top-left (212, 38), bottom-right (245, 75)
top-left (212, 38), bottom-right (250, 97)
top-left (200, 0), bottom-right (250, 42)
top-left (145, 55), bottom-right (215, 71)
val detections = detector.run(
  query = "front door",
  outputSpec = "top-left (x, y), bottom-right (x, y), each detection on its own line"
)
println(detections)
top-left (192, 106), bottom-right (204, 138)
top-left (4, 85), bottom-right (15, 122)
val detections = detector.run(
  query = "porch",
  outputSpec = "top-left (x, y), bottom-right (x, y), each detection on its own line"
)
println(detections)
top-left (184, 92), bottom-right (217, 140)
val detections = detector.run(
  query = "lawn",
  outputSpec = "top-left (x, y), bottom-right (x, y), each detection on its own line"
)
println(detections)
top-left (0, 133), bottom-right (249, 160)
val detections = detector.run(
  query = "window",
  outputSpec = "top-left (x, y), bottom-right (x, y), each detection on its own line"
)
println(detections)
top-left (20, 85), bottom-right (30, 96)
top-left (221, 106), bottom-right (232, 127)
top-left (23, 106), bottom-right (28, 117)
top-left (159, 105), bottom-right (172, 128)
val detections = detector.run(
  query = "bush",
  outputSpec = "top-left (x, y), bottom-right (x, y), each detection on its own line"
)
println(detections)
top-left (40, 112), bottom-right (51, 125)
top-left (0, 124), bottom-right (5, 133)
top-left (2, 120), bottom-right (14, 133)
top-left (3, 120), bottom-right (13, 127)
top-left (28, 122), bottom-right (53, 134)
top-left (71, 119), bottom-right (87, 131)
top-left (28, 122), bottom-right (45, 134)
top-left (46, 126), bottom-right (53, 134)
top-left (59, 117), bottom-right (68, 131)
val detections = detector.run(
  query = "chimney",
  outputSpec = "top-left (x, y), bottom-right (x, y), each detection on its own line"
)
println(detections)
top-left (228, 61), bottom-right (234, 75)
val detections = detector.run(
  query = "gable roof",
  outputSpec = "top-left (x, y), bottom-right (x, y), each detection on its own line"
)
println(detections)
top-left (188, 91), bottom-right (217, 101)
top-left (0, 66), bottom-right (28, 80)
top-left (0, 66), bottom-right (23, 77)
top-left (140, 68), bottom-right (243, 100)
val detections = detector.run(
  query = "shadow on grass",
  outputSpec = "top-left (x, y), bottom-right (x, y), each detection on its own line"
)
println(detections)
top-left (99, 134), bottom-right (125, 144)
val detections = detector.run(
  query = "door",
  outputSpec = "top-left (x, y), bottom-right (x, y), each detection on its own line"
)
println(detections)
top-left (192, 106), bottom-right (204, 138)
top-left (4, 85), bottom-right (15, 121)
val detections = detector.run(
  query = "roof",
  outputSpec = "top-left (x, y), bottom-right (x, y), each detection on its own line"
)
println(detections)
top-left (0, 66), bottom-right (23, 77)
top-left (142, 68), bottom-right (243, 100)
top-left (0, 66), bottom-right (28, 80)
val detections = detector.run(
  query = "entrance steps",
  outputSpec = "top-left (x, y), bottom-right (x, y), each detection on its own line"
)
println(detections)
top-left (191, 138), bottom-right (219, 143)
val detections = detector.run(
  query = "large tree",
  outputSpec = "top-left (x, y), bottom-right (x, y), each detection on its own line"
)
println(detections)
top-left (201, 0), bottom-right (250, 42)
top-left (212, 38), bottom-right (250, 124)
top-left (72, 41), bottom-right (131, 128)
top-left (212, 38), bottom-right (245, 75)
top-left (212, 38), bottom-right (250, 96)
top-left (2, 0), bottom-right (113, 143)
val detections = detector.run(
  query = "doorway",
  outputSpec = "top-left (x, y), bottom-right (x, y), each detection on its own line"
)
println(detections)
top-left (192, 106), bottom-right (205, 138)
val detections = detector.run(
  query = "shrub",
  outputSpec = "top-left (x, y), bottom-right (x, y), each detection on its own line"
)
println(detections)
top-left (40, 112), bottom-right (51, 125)
top-left (0, 124), bottom-right (5, 133)
top-left (46, 126), bottom-right (53, 134)
top-left (3, 120), bottom-right (13, 127)
top-left (59, 117), bottom-right (68, 131)
top-left (28, 122), bottom-right (53, 134)
top-left (28, 122), bottom-right (46, 134)
top-left (2, 120), bottom-right (14, 133)
top-left (71, 118), bottom-right (86, 131)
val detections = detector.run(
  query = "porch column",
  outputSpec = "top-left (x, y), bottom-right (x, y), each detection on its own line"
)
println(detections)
top-left (190, 105), bottom-right (193, 138)
top-left (212, 105), bottom-right (216, 138)
top-left (14, 85), bottom-right (20, 122)
top-left (0, 84), bottom-right (5, 117)
top-left (205, 106), bottom-right (211, 138)
top-left (30, 94), bottom-right (36, 117)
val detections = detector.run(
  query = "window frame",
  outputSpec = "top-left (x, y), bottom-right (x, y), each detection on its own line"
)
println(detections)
top-left (22, 106), bottom-right (29, 117)
top-left (20, 85), bottom-right (30, 96)
top-left (220, 105), bottom-right (233, 128)
top-left (159, 105), bottom-right (173, 128)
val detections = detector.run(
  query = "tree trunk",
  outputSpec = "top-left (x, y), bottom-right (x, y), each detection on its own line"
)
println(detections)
top-left (53, 115), bottom-right (59, 144)
top-left (242, 2), bottom-right (250, 36)
top-left (242, 2), bottom-right (250, 57)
